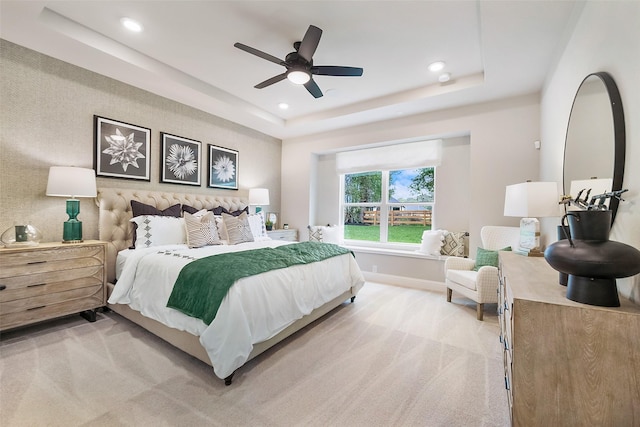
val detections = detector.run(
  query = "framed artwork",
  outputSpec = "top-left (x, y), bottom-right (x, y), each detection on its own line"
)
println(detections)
top-left (160, 133), bottom-right (201, 186)
top-left (94, 115), bottom-right (151, 181)
top-left (208, 145), bottom-right (238, 190)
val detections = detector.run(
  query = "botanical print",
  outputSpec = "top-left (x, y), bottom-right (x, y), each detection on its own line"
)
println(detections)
top-left (213, 154), bottom-right (235, 182)
top-left (161, 133), bottom-right (201, 186)
top-left (208, 145), bottom-right (238, 189)
top-left (102, 128), bottom-right (146, 172)
top-left (94, 116), bottom-right (151, 181)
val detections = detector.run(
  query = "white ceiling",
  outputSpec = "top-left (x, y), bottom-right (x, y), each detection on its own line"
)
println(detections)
top-left (0, 1), bottom-right (581, 140)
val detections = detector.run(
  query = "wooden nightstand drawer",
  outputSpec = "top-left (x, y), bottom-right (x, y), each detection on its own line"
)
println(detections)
top-left (1, 296), bottom-right (104, 331)
top-left (267, 229), bottom-right (298, 241)
top-left (0, 241), bottom-right (107, 331)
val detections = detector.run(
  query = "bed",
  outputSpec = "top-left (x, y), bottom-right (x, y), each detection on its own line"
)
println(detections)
top-left (96, 188), bottom-right (364, 385)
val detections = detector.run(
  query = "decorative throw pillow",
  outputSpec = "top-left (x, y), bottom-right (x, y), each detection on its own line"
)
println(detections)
top-left (212, 206), bottom-right (248, 216)
top-left (247, 211), bottom-right (269, 241)
top-left (473, 246), bottom-right (512, 271)
top-left (308, 225), bottom-right (324, 242)
top-left (441, 231), bottom-right (466, 257)
top-left (130, 215), bottom-right (186, 248)
top-left (418, 229), bottom-right (445, 256)
top-left (308, 225), bottom-right (343, 244)
top-left (320, 226), bottom-right (343, 244)
top-left (184, 211), bottom-right (222, 248)
top-left (182, 205), bottom-right (248, 216)
top-left (222, 212), bottom-right (255, 245)
top-left (130, 201), bottom-right (181, 248)
top-left (214, 215), bottom-right (229, 243)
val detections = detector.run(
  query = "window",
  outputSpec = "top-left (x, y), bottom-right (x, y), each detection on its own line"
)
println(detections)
top-left (342, 167), bottom-right (435, 245)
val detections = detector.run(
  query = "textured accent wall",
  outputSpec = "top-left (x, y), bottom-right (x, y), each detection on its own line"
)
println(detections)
top-left (0, 40), bottom-right (281, 243)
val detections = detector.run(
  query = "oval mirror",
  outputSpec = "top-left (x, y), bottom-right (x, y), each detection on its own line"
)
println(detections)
top-left (563, 72), bottom-right (625, 224)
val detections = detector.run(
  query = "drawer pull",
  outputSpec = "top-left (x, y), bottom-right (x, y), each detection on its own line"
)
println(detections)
top-left (27, 283), bottom-right (47, 288)
top-left (505, 376), bottom-right (510, 390)
top-left (0, 285), bottom-right (6, 291)
top-left (27, 305), bottom-right (46, 311)
top-left (27, 260), bottom-right (47, 265)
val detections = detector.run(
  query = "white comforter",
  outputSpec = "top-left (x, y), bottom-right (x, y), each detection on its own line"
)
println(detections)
top-left (108, 240), bottom-right (365, 379)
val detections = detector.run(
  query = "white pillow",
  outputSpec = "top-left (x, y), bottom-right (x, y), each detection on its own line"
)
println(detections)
top-left (320, 225), bottom-right (343, 244)
top-left (417, 229), bottom-right (445, 256)
top-left (130, 215), bottom-right (186, 248)
top-left (247, 211), bottom-right (270, 242)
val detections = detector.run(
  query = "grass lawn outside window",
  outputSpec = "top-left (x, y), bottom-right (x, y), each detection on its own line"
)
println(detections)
top-left (344, 224), bottom-right (432, 244)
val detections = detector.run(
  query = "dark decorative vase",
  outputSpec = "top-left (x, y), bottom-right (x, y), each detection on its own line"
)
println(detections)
top-left (556, 224), bottom-right (570, 286)
top-left (544, 210), bottom-right (640, 307)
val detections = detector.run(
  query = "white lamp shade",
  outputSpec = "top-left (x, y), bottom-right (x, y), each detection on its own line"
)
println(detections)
top-left (46, 166), bottom-right (97, 198)
top-left (504, 181), bottom-right (559, 218)
top-left (248, 188), bottom-right (270, 206)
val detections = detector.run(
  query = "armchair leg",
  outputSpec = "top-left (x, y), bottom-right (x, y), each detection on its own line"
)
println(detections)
top-left (476, 303), bottom-right (484, 321)
top-left (446, 288), bottom-right (452, 302)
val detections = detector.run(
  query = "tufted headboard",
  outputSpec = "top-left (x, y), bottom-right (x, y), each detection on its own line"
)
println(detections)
top-left (96, 187), bottom-right (247, 283)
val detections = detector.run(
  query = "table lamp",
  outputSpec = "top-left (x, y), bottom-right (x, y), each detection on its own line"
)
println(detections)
top-left (504, 181), bottom-right (559, 255)
top-left (248, 188), bottom-right (270, 214)
top-left (46, 166), bottom-right (97, 243)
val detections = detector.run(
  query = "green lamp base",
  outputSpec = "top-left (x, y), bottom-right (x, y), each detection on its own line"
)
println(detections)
top-left (62, 199), bottom-right (83, 243)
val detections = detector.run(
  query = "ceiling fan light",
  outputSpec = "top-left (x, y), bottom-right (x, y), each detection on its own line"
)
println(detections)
top-left (287, 69), bottom-right (311, 85)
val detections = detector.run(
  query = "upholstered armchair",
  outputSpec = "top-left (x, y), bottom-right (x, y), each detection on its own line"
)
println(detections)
top-left (445, 226), bottom-right (520, 320)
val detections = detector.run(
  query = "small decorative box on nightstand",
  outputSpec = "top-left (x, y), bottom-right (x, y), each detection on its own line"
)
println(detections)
top-left (0, 240), bottom-right (107, 331)
top-left (267, 229), bottom-right (298, 242)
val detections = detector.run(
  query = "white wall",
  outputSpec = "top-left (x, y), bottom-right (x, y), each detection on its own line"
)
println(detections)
top-left (282, 94), bottom-right (541, 282)
top-left (539, 1), bottom-right (640, 302)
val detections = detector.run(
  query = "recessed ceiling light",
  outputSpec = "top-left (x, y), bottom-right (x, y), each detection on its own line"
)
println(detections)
top-left (428, 61), bottom-right (445, 72)
top-left (438, 73), bottom-right (451, 83)
top-left (120, 17), bottom-right (143, 33)
top-left (278, 103), bottom-right (289, 110)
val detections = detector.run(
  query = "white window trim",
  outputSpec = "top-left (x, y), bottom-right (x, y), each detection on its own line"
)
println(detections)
top-left (340, 169), bottom-right (435, 247)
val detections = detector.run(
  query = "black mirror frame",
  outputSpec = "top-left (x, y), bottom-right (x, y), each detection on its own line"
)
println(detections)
top-left (563, 71), bottom-right (626, 225)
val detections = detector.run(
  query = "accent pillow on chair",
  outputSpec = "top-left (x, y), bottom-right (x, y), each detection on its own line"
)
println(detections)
top-left (444, 226), bottom-right (520, 320)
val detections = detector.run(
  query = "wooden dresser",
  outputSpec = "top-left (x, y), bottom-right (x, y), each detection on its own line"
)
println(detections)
top-left (0, 240), bottom-right (107, 332)
top-left (498, 251), bottom-right (640, 426)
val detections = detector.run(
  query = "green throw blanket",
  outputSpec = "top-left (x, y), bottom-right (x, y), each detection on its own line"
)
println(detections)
top-left (166, 242), bottom-right (352, 325)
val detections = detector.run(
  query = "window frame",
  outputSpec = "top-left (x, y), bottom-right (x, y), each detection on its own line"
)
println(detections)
top-left (340, 168), bottom-right (436, 249)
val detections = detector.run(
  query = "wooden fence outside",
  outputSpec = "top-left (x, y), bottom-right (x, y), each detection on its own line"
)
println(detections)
top-left (362, 209), bottom-right (432, 226)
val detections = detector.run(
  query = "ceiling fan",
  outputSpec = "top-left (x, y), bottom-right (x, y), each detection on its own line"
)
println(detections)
top-left (234, 25), bottom-right (363, 98)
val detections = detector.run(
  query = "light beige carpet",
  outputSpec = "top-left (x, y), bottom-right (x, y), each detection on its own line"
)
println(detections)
top-left (0, 282), bottom-right (510, 426)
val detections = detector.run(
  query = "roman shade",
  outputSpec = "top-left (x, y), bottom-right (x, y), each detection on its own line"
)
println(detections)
top-left (335, 139), bottom-right (442, 174)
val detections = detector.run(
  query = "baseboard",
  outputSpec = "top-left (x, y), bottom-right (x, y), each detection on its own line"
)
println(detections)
top-left (363, 271), bottom-right (445, 293)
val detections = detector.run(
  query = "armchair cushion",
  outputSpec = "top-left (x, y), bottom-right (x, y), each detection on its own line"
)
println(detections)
top-left (447, 269), bottom-right (478, 291)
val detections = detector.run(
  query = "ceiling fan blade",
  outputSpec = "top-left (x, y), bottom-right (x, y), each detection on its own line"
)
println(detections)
top-left (304, 79), bottom-right (323, 98)
top-left (297, 25), bottom-right (322, 62)
top-left (234, 42), bottom-right (285, 66)
top-left (311, 66), bottom-right (364, 77)
top-left (254, 73), bottom-right (287, 89)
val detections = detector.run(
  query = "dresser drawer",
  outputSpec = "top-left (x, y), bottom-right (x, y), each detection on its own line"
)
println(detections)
top-left (0, 245), bottom-right (104, 278)
top-left (0, 266), bottom-right (104, 302)
top-left (0, 295), bottom-right (104, 330)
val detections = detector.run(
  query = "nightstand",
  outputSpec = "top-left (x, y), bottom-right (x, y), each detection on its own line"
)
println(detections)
top-left (267, 229), bottom-right (298, 242)
top-left (0, 240), bottom-right (107, 331)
